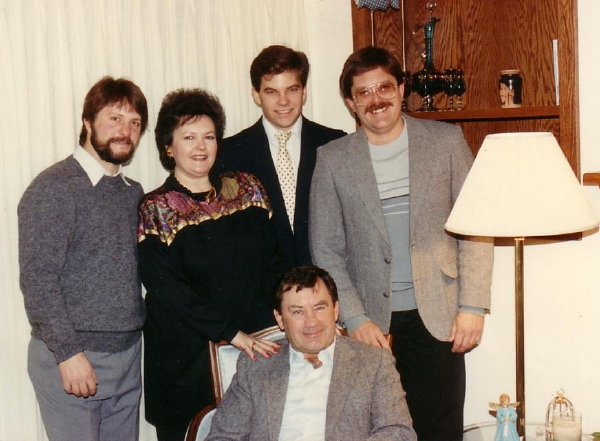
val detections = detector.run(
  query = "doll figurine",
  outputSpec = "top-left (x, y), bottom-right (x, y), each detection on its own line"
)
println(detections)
top-left (489, 394), bottom-right (520, 441)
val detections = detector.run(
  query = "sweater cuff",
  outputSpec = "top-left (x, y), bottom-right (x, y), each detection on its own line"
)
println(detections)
top-left (343, 314), bottom-right (370, 333)
top-left (53, 342), bottom-right (85, 364)
top-left (458, 305), bottom-right (488, 316)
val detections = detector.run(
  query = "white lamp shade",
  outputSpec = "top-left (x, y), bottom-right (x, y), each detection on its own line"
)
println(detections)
top-left (445, 132), bottom-right (598, 237)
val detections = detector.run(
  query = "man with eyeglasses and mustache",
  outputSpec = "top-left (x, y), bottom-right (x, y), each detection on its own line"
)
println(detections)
top-left (18, 76), bottom-right (148, 441)
top-left (309, 47), bottom-right (493, 441)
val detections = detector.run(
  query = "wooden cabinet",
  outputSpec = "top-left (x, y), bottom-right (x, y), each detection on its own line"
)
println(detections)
top-left (351, 0), bottom-right (579, 176)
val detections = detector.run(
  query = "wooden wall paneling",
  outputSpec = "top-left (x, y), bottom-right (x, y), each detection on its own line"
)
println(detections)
top-left (352, 6), bottom-right (374, 50)
top-left (372, 8), bottom-right (405, 64)
top-left (401, 0), bottom-right (557, 109)
top-left (448, 1), bottom-right (489, 110)
top-left (350, 0), bottom-right (578, 174)
top-left (558, 0), bottom-right (579, 175)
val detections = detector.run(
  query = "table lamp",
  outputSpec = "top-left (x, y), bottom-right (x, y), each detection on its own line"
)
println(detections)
top-left (445, 132), bottom-right (598, 438)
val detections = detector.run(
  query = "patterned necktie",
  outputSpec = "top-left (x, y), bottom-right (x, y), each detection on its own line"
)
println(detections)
top-left (275, 131), bottom-right (295, 230)
top-left (354, 0), bottom-right (400, 10)
top-left (304, 353), bottom-right (323, 369)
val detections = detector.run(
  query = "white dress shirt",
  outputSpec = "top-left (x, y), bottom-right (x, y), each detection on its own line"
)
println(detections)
top-left (262, 116), bottom-right (303, 173)
top-left (278, 339), bottom-right (336, 441)
top-left (73, 146), bottom-right (130, 186)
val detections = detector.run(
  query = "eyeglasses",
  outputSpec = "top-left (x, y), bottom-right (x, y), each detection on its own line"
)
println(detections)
top-left (352, 81), bottom-right (399, 106)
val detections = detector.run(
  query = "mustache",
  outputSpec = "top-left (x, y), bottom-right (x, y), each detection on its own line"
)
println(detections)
top-left (365, 100), bottom-right (393, 114)
top-left (108, 136), bottom-right (134, 146)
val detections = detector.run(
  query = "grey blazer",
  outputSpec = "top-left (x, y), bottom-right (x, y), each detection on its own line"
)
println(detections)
top-left (309, 115), bottom-right (493, 340)
top-left (206, 336), bottom-right (416, 441)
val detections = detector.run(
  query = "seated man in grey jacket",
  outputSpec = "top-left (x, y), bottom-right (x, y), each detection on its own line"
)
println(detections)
top-left (206, 265), bottom-right (416, 441)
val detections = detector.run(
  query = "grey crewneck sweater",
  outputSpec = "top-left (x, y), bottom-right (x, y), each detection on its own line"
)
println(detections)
top-left (18, 156), bottom-right (145, 363)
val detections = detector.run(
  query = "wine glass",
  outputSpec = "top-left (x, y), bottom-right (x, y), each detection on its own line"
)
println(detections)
top-left (453, 70), bottom-right (466, 110)
top-left (412, 70), bottom-right (444, 111)
top-left (443, 69), bottom-right (456, 110)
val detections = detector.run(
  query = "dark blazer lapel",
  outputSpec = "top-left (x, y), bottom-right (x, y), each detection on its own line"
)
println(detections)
top-left (247, 121), bottom-right (283, 201)
top-left (348, 129), bottom-right (389, 242)
top-left (265, 344), bottom-right (291, 441)
top-left (324, 338), bottom-right (356, 439)
top-left (296, 118), bottom-right (319, 224)
top-left (248, 120), bottom-right (290, 228)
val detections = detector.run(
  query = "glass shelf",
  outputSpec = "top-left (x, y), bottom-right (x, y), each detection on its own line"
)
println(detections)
top-left (463, 421), bottom-right (592, 441)
top-left (463, 421), bottom-right (545, 441)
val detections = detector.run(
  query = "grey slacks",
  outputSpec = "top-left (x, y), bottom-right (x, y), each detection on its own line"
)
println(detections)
top-left (28, 337), bottom-right (142, 441)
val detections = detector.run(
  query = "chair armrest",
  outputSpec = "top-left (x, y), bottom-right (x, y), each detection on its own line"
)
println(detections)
top-left (185, 404), bottom-right (216, 441)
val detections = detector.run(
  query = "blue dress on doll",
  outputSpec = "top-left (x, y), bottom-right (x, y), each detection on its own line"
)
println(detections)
top-left (495, 405), bottom-right (519, 441)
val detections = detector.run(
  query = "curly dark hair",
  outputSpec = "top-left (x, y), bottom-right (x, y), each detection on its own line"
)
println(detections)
top-left (154, 88), bottom-right (226, 171)
top-left (274, 265), bottom-right (338, 313)
top-left (250, 45), bottom-right (310, 91)
top-left (78, 76), bottom-right (148, 146)
top-left (339, 46), bottom-right (404, 100)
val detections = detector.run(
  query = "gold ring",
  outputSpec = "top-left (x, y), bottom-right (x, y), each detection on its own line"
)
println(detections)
top-left (251, 342), bottom-right (256, 350)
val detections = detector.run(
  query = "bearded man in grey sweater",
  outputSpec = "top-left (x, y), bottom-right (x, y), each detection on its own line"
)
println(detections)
top-left (18, 76), bottom-right (148, 441)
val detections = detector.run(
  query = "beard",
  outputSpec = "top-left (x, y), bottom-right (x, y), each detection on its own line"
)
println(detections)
top-left (90, 127), bottom-right (136, 165)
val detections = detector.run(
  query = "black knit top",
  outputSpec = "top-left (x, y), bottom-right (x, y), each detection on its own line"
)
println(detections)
top-left (137, 171), bottom-right (284, 426)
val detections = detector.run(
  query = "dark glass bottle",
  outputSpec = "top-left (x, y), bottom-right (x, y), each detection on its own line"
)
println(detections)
top-left (499, 69), bottom-right (523, 108)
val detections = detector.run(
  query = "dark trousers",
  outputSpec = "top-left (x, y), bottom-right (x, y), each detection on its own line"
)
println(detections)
top-left (390, 310), bottom-right (465, 441)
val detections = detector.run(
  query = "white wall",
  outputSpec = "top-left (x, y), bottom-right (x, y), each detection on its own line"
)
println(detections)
top-left (304, 0), bottom-right (356, 133)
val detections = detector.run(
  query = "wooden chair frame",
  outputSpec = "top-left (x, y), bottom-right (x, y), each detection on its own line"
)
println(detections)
top-left (209, 325), bottom-right (285, 405)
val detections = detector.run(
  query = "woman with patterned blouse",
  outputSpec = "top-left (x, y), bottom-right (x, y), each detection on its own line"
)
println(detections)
top-left (138, 89), bottom-right (283, 441)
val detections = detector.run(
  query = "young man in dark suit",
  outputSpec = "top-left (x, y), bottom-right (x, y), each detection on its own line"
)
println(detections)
top-left (217, 45), bottom-right (345, 267)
